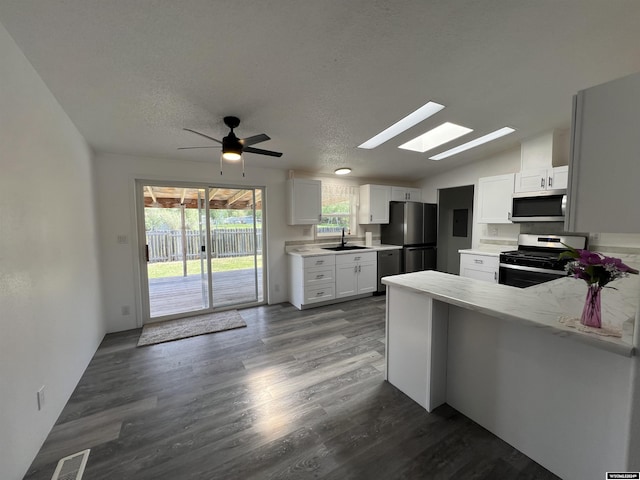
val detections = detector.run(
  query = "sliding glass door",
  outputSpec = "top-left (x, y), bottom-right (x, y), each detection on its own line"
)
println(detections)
top-left (140, 182), bottom-right (264, 321)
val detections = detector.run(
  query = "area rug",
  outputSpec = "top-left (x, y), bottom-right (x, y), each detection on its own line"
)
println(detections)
top-left (137, 310), bottom-right (247, 347)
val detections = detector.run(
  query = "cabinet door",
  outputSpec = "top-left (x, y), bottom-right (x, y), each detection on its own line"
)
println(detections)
top-left (359, 184), bottom-right (391, 224)
top-left (405, 188), bottom-right (422, 202)
top-left (390, 187), bottom-right (408, 202)
top-left (548, 166), bottom-right (568, 190)
top-left (514, 168), bottom-right (547, 193)
top-left (287, 179), bottom-right (321, 225)
top-left (356, 261), bottom-right (377, 294)
top-left (335, 263), bottom-right (358, 298)
top-left (566, 73), bottom-right (640, 233)
top-left (477, 174), bottom-right (514, 224)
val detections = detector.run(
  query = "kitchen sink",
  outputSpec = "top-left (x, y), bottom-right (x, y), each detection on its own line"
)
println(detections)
top-left (322, 245), bottom-right (371, 251)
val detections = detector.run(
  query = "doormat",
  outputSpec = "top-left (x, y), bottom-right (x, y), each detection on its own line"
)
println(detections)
top-left (137, 310), bottom-right (247, 347)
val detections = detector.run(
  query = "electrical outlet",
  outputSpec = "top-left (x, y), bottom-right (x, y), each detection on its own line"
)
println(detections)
top-left (303, 227), bottom-right (311, 236)
top-left (121, 305), bottom-right (130, 316)
top-left (37, 386), bottom-right (45, 410)
top-left (116, 234), bottom-right (128, 244)
top-left (489, 225), bottom-right (499, 236)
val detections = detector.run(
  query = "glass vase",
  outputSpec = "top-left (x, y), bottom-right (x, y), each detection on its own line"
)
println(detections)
top-left (580, 284), bottom-right (602, 328)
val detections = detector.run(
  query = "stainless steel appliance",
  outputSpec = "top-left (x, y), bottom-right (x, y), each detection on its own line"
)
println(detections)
top-left (499, 233), bottom-right (587, 288)
top-left (376, 249), bottom-right (401, 293)
top-left (381, 201), bottom-right (437, 273)
top-left (510, 190), bottom-right (567, 223)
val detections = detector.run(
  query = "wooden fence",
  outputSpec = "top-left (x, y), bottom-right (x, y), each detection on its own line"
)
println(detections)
top-left (147, 228), bottom-right (263, 263)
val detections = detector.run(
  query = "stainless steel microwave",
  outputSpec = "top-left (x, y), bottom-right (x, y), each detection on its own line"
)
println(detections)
top-left (510, 190), bottom-right (567, 223)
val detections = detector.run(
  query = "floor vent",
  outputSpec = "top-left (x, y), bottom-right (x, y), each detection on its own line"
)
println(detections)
top-left (51, 449), bottom-right (90, 480)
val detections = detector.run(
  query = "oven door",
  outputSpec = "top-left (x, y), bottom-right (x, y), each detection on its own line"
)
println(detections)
top-left (498, 264), bottom-right (566, 288)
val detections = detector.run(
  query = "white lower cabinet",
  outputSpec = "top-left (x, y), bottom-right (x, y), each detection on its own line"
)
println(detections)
top-left (289, 251), bottom-right (377, 309)
top-left (335, 251), bottom-right (377, 298)
top-left (459, 252), bottom-right (499, 283)
top-left (289, 254), bottom-right (336, 309)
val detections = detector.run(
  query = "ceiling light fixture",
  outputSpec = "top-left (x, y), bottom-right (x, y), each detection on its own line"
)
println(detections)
top-left (334, 168), bottom-right (352, 175)
top-left (429, 127), bottom-right (516, 160)
top-left (358, 101), bottom-right (445, 149)
top-left (399, 122), bottom-right (473, 153)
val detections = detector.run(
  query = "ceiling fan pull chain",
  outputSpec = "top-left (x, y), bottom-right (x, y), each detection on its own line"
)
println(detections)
top-left (220, 154), bottom-right (223, 175)
top-left (242, 155), bottom-right (245, 177)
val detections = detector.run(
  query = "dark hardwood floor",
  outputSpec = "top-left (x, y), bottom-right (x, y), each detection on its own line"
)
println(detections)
top-left (24, 296), bottom-right (559, 479)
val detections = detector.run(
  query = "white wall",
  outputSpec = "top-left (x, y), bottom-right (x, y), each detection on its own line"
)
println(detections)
top-left (420, 147), bottom-right (522, 249)
top-left (94, 153), bottom-right (305, 332)
top-left (0, 22), bottom-right (104, 480)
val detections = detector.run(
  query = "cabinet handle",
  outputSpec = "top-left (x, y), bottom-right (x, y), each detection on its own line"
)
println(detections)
top-left (548, 176), bottom-right (553, 187)
top-left (354, 265), bottom-right (358, 273)
top-left (358, 265), bottom-right (362, 273)
top-left (318, 214), bottom-right (322, 221)
top-left (317, 291), bottom-right (324, 296)
top-left (474, 259), bottom-right (483, 264)
top-left (355, 256), bottom-right (361, 261)
top-left (494, 271), bottom-right (497, 281)
top-left (507, 211), bottom-right (512, 219)
top-left (316, 274), bottom-right (324, 279)
top-left (370, 214), bottom-right (373, 222)
top-left (316, 260), bottom-right (324, 265)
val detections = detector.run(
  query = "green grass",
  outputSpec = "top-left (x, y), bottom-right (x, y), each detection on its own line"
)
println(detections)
top-left (147, 255), bottom-right (261, 279)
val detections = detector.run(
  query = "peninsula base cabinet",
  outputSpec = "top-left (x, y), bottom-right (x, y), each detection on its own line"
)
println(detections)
top-left (335, 251), bottom-right (377, 298)
top-left (459, 253), bottom-right (498, 283)
top-left (289, 251), bottom-right (377, 309)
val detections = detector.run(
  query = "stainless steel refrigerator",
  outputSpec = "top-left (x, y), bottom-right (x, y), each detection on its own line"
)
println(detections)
top-left (380, 201), bottom-right (437, 273)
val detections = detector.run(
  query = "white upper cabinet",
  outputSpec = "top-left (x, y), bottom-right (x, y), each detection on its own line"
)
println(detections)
top-left (477, 173), bottom-right (515, 224)
top-left (566, 72), bottom-right (640, 233)
top-left (287, 178), bottom-right (322, 225)
top-left (390, 186), bottom-right (422, 202)
top-left (514, 166), bottom-right (568, 193)
top-left (359, 184), bottom-right (391, 224)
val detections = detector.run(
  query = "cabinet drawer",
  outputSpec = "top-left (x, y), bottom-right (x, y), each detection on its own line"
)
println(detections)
top-left (304, 283), bottom-right (335, 304)
top-left (303, 255), bottom-right (335, 268)
top-left (335, 251), bottom-right (376, 265)
top-left (304, 266), bottom-right (335, 286)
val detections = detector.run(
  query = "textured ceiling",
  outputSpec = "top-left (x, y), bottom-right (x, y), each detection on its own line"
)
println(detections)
top-left (1, 1), bottom-right (639, 181)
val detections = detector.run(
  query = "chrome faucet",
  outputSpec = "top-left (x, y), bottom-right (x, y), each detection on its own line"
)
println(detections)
top-left (341, 227), bottom-right (347, 247)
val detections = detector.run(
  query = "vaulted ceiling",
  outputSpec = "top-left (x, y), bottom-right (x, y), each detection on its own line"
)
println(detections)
top-left (1, 1), bottom-right (639, 181)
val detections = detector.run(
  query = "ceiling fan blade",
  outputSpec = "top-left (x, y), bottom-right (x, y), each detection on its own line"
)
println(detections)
top-left (183, 128), bottom-right (222, 144)
top-left (240, 133), bottom-right (270, 147)
top-left (178, 146), bottom-right (220, 150)
top-left (244, 146), bottom-right (283, 157)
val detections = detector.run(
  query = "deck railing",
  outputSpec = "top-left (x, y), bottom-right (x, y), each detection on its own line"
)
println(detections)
top-left (146, 228), bottom-right (263, 262)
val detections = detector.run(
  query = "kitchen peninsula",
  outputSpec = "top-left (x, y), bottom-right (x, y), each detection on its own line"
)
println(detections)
top-left (383, 270), bottom-right (639, 480)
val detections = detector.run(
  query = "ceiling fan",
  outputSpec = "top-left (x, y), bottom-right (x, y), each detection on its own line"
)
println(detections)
top-left (180, 116), bottom-right (282, 176)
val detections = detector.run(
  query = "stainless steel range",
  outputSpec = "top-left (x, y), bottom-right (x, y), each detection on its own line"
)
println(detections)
top-left (499, 234), bottom-right (588, 288)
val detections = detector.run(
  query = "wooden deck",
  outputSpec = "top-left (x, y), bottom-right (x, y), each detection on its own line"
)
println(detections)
top-left (149, 268), bottom-right (263, 318)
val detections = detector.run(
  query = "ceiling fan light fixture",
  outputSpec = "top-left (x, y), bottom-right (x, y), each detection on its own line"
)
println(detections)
top-left (222, 151), bottom-right (242, 161)
top-left (334, 167), bottom-right (352, 175)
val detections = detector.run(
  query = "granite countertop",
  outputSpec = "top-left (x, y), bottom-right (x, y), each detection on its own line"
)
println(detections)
top-left (382, 270), bottom-right (638, 357)
top-left (287, 243), bottom-right (403, 257)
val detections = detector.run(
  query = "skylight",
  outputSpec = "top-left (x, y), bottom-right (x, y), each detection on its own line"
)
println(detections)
top-left (398, 122), bottom-right (472, 153)
top-left (357, 101), bottom-right (445, 149)
top-left (429, 127), bottom-right (516, 160)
